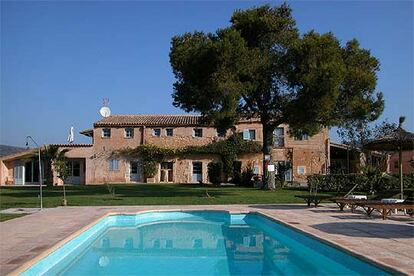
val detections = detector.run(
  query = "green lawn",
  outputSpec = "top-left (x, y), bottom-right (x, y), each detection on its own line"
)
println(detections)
top-left (0, 184), bottom-right (324, 209)
top-left (0, 213), bottom-right (26, 222)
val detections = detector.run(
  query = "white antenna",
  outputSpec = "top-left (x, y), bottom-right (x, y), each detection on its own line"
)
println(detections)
top-left (99, 98), bottom-right (111, 117)
top-left (67, 126), bottom-right (74, 144)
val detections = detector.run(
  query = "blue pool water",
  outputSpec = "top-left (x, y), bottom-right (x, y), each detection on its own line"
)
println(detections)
top-left (22, 211), bottom-right (389, 275)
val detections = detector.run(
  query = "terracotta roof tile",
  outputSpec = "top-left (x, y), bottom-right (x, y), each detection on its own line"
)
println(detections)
top-left (49, 144), bottom-right (93, 147)
top-left (93, 114), bottom-right (260, 127)
top-left (94, 114), bottom-right (203, 127)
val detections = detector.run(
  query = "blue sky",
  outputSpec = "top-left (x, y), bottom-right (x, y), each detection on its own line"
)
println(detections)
top-left (1, 0), bottom-right (413, 146)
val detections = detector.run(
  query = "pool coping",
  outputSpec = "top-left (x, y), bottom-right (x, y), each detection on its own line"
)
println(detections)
top-left (9, 208), bottom-right (406, 275)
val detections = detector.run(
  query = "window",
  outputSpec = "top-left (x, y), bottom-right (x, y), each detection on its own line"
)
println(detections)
top-left (275, 160), bottom-right (292, 181)
top-left (131, 162), bottom-right (139, 174)
top-left (297, 166), bottom-right (306, 175)
top-left (66, 161), bottom-right (80, 177)
top-left (125, 128), bottom-right (134, 138)
top-left (153, 239), bottom-right (160, 249)
top-left (273, 127), bottom-right (284, 147)
top-left (124, 238), bottom-right (133, 249)
top-left (249, 236), bottom-right (257, 247)
top-left (217, 129), bottom-right (226, 138)
top-left (242, 129), bottom-right (256, 141)
top-left (161, 162), bottom-right (174, 182)
top-left (193, 128), bottom-right (203, 138)
top-left (253, 165), bottom-right (260, 174)
top-left (192, 162), bottom-right (203, 182)
top-left (102, 128), bottom-right (111, 138)
top-left (193, 239), bottom-right (203, 248)
top-left (166, 128), bottom-right (174, 137)
top-left (72, 161), bottom-right (80, 177)
top-left (153, 128), bottom-right (161, 137)
top-left (166, 240), bottom-right (173, 249)
top-left (294, 131), bottom-right (309, 141)
top-left (285, 168), bottom-right (292, 181)
top-left (109, 159), bottom-right (119, 171)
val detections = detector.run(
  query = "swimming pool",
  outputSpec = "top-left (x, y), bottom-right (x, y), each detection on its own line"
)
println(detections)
top-left (21, 211), bottom-right (389, 275)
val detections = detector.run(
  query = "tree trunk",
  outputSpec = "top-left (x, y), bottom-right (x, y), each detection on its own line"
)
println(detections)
top-left (45, 162), bottom-right (54, 187)
top-left (262, 124), bottom-right (275, 190)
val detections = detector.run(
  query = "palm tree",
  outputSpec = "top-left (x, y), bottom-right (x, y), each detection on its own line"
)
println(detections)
top-left (40, 145), bottom-right (69, 186)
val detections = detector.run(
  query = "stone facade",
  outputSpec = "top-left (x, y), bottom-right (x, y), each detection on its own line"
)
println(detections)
top-left (0, 115), bottom-right (330, 185)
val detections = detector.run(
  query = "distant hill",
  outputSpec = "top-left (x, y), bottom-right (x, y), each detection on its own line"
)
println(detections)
top-left (0, 145), bottom-right (26, 158)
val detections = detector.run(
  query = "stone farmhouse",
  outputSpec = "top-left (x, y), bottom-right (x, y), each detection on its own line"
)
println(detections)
top-left (0, 114), bottom-right (330, 186)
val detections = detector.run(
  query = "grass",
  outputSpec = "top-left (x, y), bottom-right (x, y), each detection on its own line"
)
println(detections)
top-left (0, 184), bottom-right (327, 209)
top-left (0, 213), bottom-right (26, 222)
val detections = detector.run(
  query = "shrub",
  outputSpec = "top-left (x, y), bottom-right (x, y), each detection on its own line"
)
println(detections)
top-left (308, 173), bottom-right (414, 193)
top-left (208, 162), bottom-right (223, 186)
top-left (231, 161), bottom-right (242, 184)
top-left (240, 166), bottom-right (255, 187)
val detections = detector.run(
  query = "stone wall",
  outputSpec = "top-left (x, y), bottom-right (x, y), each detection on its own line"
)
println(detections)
top-left (0, 120), bottom-right (330, 185)
top-left (143, 126), bottom-right (220, 148)
top-left (0, 159), bottom-right (14, 185)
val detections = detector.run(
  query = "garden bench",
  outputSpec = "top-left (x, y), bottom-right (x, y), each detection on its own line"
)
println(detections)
top-left (295, 195), bottom-right (333, 207)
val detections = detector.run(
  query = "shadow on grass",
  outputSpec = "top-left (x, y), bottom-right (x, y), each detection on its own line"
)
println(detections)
top-left (0, 184), bottom-right (238, 199)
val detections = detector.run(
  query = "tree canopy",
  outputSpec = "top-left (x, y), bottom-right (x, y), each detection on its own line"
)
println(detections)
top-left (337, 119), bottom-right (397, 149)
top-left (169, 3), bottom-right (384, 188)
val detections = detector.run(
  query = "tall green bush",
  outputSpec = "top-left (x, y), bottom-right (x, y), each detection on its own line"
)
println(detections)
top-left (208, 162), bottom-right (223, 186)
top-left (241, 166), bottom-right (255, 187)
top-left (308, 173), bottom-right (414, 193)
top-left (232, 161), bottom-right (242, 184)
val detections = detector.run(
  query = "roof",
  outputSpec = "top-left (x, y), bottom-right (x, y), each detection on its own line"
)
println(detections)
top-left (0, 144), bottom-right (92, 161)
top-left (94, 114), bottom-right (203, 127)
top-left (79, 129), bottom-right (93, 137)
top-left (49, 144), bottom-right (93, 148)
top-left (93, 114), bottom-right (260, 127)
top-left (0, 145), bottom-right (27, 158)
top-left (0, 148), bottom-right (37, 161)
top-left (330, 141), bottom-right (384, 156)
top-left (364, 127), bottom-right (414, 151)
top-left (330, 142), bottom-right (354, 150)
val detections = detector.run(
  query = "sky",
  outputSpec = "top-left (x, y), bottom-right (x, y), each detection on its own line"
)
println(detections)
top-left (1, 0), bottom-right (413, 146)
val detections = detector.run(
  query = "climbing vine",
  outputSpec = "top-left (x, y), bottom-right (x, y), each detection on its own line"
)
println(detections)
top-left (114, 134), bottom-right (261, 179)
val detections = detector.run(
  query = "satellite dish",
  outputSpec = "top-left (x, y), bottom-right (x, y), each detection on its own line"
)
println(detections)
top-left (100, 106), bottom-right (111, 117)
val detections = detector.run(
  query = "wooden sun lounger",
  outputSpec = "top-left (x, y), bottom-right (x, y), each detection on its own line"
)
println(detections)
top-left (332, 198), bottom-right (381, 212)
top-left (355, 202), bottom-right (414, 220)
top-left (295, 195), bottom-right (333, 207)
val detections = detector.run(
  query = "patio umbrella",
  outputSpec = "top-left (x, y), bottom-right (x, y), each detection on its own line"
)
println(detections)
top-left (364, 117), bottom-right (414, 199)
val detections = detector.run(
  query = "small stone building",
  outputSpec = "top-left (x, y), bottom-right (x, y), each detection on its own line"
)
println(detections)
top-left (0, 114), bottom-right (330, 185)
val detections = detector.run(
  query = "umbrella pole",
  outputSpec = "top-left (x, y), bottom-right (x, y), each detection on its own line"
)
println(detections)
top-left (399, 148), bottom-right (403, 200)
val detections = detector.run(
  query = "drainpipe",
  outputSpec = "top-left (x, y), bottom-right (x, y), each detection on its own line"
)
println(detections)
top-left (142, 126), bottom-right (145, 145)
top-left (399, 147), bottom-right (403, 199)
top-left (326, 138), bottom-right (330, 174)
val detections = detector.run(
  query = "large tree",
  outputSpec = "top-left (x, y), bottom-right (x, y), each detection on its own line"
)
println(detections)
top-left (169, 4), bottom-right (384, 189)
top-left (337, 119), bottom-right (397, 149)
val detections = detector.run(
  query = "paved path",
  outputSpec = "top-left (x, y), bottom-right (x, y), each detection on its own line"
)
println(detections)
top-left (0, 204), bottom-right (413, 275)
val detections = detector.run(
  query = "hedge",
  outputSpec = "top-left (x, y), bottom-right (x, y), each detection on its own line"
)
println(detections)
top-left (308, 173), bottom-right (414, 193)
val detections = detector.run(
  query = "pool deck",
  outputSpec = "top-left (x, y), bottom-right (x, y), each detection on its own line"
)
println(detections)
top-left (0, 204), bottom-right (413, 275)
